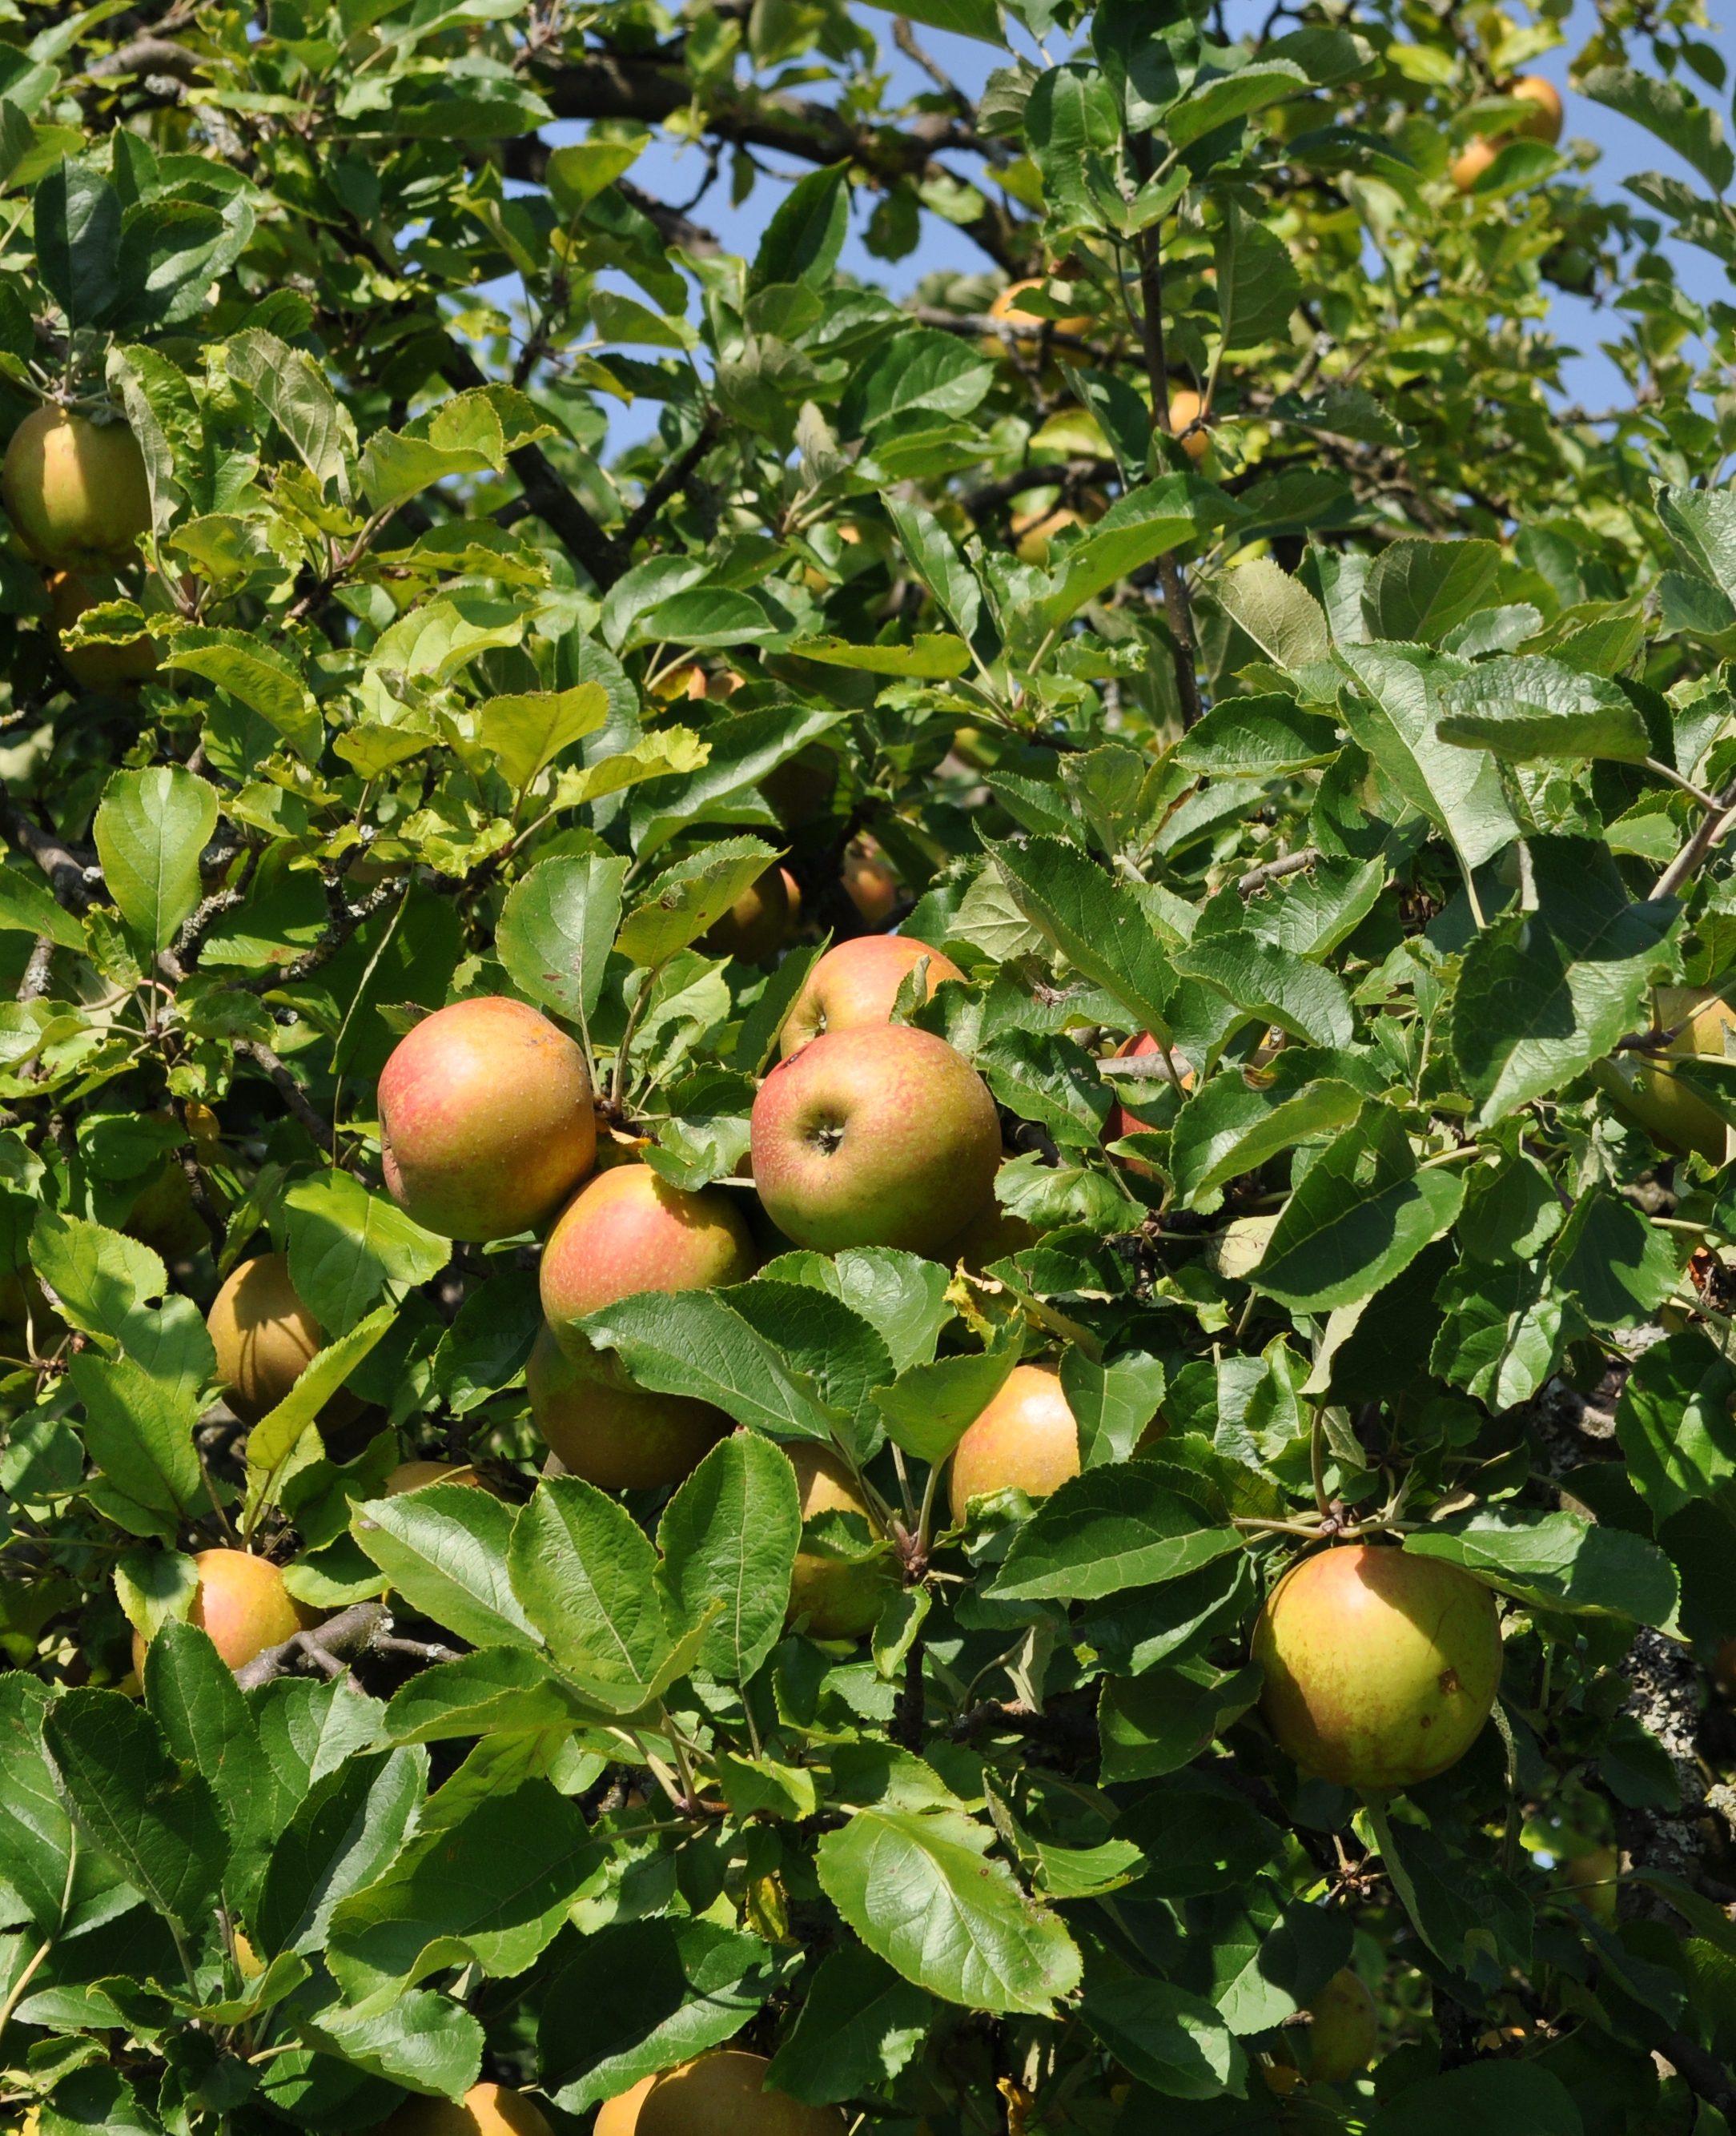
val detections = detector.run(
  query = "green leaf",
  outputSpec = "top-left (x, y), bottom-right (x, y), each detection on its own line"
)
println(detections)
top-left (1364, 2062), bottom-right (1581, 2136)
top-left (143, 1620), bottom-right (282, 1907)
top-left (1251, 1101), bottom-right (1467, 1312)
top-left (767, 1247), bottom-right (953, 1375)
top-left (1175, 697), bottom-right (1338, 779)
top-left (976, 1027), bottom-right (1111, 1150)
top-left (656, 1432), bottom-right (802, 1684)
top-left (1614, 1330), bottom-right (1736, 1525)
top-left (1172, 929), bottom-right (1354, 1048)
top-left (227, 327), bottom-right (354, 504)
top-left (989, 836), bottom-right (1174, 1039)
top-left (1060, 1347), bottom-right (1167, 1467)
top-left (1079, 1972), bottom-right (1245, 2099)
top-left (1361, 538), bottom-right (1502, 646)
top-left (884, 496), bottom-right (982, 640)
top-left (93, 765), bottom-right (218, 952)
top-left (508, 1476), bottom-right (689, 1710)
top-left (580, 1289), bottom-right (843, 1444)
top-left (1435, 656), bottom-right (1654, 762)
top-left (1031, 479), bottom-right (1213, 633)
top-left (0, 1676), bottom-right (132, 1937)
top-left (42, 1688), bottom-right (227, 1934)
top-left (1168, 59), bottom-right (1309, 147)
top-left (30, 1207), bottom-right (164, 1341)
top-left (284, 1170), bottom-right (449, 1336)
top-left (496, 853), bottom-right (629, 1031)
top-left (629, 701), bottom-right (837, 861)
top-left (256, 1747), bottom-right (427, 1958)
top-left (380, 1647), bottom-right (603, 1742)
top-left (352, 1483), bottom-right (542, 1651)
top-left (1336, 641), bottom-right (1517, 870)
top-left (1404, 1509), bottom-right (1678, 1625)
top-left (1545, 1186), bottom-right (1678, 1331)
top-left (1214, 202), bottom-right (1303, 350)
top-left (787, 633), bottom-right (973, 677)
top-left (749, 162), bottom-right (850, 293)
top-left (1210, 1894), bottom-right (1352, 2034)
top-left (874, 1323), bottom-right (1023, 1467)
top-left (476, 683), bottom-right (609, 793)
top-left (1168, 1068), bottom-right (1366, 1211)
top-left (67, 1344), bottom-right (204, 1539)
top-left (1581, 64), bottom-right (1734, 191)
top-left (541, 1920), bottom-right (782, 2111)
top-left (765, 1946), bottom-right (930, 2106)
top-left (1097, 1661), bottom-right (1264, 1783)
top-left (817, 1805), bottom-right (1081, 2015)
top-left (294, 1986), bottom-right (482, 2099)
top-left (1367, 1801), bottom-right (1532, 1983)
top-left (326, 1778), bottom-right (600, 1999)
top-left (894, 0), bottom-right (1002, 45)
top-left (616, 837), bottom-right (781, 967)
top-left (987, 1463), bottom-right (1242, 1602)
top-left (246, 1302), bottom-right (399, 1501)
top-left (1115, 1777), bottom-right (1282, 1898)
top-left (159, 628), bottom-right (323, 761)
top-left (1450, 836), bottom-right (1677, 1126)
top-left (0, 861), bottom-right (87, 950)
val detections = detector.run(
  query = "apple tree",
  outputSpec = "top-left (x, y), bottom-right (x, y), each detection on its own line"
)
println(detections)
top-left (4, 0), bottom-right (1736, 2129)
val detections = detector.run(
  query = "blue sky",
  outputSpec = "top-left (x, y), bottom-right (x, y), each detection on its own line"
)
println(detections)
top-left (524, 0), bottom-right (1736, 458)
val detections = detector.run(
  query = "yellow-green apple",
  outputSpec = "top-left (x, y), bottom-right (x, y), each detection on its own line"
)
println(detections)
top-left (752, 1026), bottom-right (1000, 1256)
top-left (1253, 1544), bottom-right (1501, 1788)
top-left (133, 1548), bottom-right (321, 1677)
top-left (1306, 1967), bottom-right (1378, 2082)
top-left (950, 1363), bottom-right (1082, 1524)
top-left (781, 935), bottom-right (963, 1057)
top-left (384, 1460), bottom-right (483, 1493)
top-left (377, 996), bottom-right (595, 1240)
top-left (1597, 986), bottom-right (1736, 1163)
top-left (702, 865), bottom-right (792, 964)
top-left (207, 1253), bottom-right (360, 1428)
top-left (381, 2084), bottom-right (554, 2136)
top-left (639, 2051), bottom-right (846, 2135)
top-left (785, 1440), bottom-right (899, 1639)
top-left (2, 408), bottom-right (152, 569)
top-left (1509, 74), bottom-right (1563, 141)
top-left (48, 569), bottom-right (158, 689)
top-left (528, 1327), bottom-right (730, 1491)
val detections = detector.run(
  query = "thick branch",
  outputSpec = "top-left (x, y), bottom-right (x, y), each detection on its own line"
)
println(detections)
top-left (227, 1600), bottom-right (463, 1688)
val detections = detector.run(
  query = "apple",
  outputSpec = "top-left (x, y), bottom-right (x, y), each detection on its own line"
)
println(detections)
top-left (1509, 74), bottom-right (1563, 143)
top-left (1451, 135), bottom-right (1500, 191)
top-left (1103, 1030), bottom-right (1193, 1162)
top-left (751, 1024), bottom-right (1002, 1257)
top-left (950, 1363), bottom-right (1081, 1525)
top-left (979, 279), bottom-right (1093, 371)
top-left (528, 1325), bottom-right (730, 1490)
top-left (2, 408), bottom-right (152, 571)
top-left (133, 1548), bottom-right (321, 1677)
top-left (384, 1460), bottom-right (482, 1494)
top-left (702, 864), bottom-right (792, 964)
top-left (1561, 1843), bottom-right (1619, 1923)
top-left (207, 1253), bottom-right (360, 1428)
top-left (842, 837), bottom-right (898, 925)
top-left (1011, 500), bottom-right (1090, 565)
top-left (377, 996), bottom-right (596, 1241)
top-left (1252, 1544), bottom-right (1502, 1789)
top-left (637, 2051), bottom-right (846, 2134)
top-left (541, 1163), bottom-right (757, 1358)
top-left (48, 570), bottom-right (158, 690)
top-left (781, 934), bottom-right (965, 1058)
top-left (1165, 387), bottom-right (1211, 464)
top-left (1598, 987), bottom-right (1736, 1164)
top-left (595, 2078), bottom-right (657, 2136)
top-left (380, 2082), bottom-right (554, 2136)
top-left (785, 1439), bottom-right (899, 1640)
top-left (1306, 1966), bottom-right (1378, 2082)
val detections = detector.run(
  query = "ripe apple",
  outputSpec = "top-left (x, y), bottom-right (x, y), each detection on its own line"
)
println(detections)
top-left (1599, 986), bottom-right (1736, 1164)
top-left (785, 1439), bottom-right (899, 1640)
top-left (48, 570), bottom-right (157, 690)
top-left (1306, 1966), bottom-right (1378, 2082)
top-left (1253, 1544), bottom-right (1502, 1789)
top-left (638, 2051), bottom-right (846, 2135)
top-left (595, 2077), bottom-right (657, 2135)
top-left (842, 837), bottom-right (898, 925)
top-left (207, 1252), bottom-right (360, 1428)
top-left (1510, 74), bottom-right (1563, 143)
top-left (540, 1163), bottom-right (757, 1359)
top-left (2, 408), bottom-right (152, 570)
top-left (950, 1363), bottom-right (1081, 1525)
top-left (529, 1325), bottom-right (730, 1491)
top-left (751, 1025), bottom-right (1002, 1257)
top-left (133, 1548), bottom-right (321, 1677)
top-left (377, 996), bottom-right (596, 1241)
top-left (1011, 500), bottom-right (1089, 565)
top-left (1103, 1030), bottom-right (1193, 1163)
top-left (782, 934), bottom-right (965, 1057)
top-left (702, 864), bottom-right (792, 964)
top-left (384, 1460), bottom-right (482, 1494)
top-left (1165, 387), bottom-right (1211, 464)
top-left (380, 2082), bottom-right (554, 2136)
top-left (1451, 135), bottom-right (1500, 191)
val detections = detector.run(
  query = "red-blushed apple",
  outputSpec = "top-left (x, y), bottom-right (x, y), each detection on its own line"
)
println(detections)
top-left (1103, 1030), bottom-right (1193, 1168)
top-left (529, 1326), bottom-right (729, 1491)
top-left (780, 934), bottom-right (964, 1057)
top-left (639, 2051), bottom-right (846, 2135)
top-left (1253, 1544), bottom-right (1501, 1789)
top-left (842, 837), bottom-right (897, 925)
top-left (132, 1548), bottom-right (321, 1678)
top-left (950, 1363), bottom-right (1082, 1524)
top-left (1305, 1967), bottom-right (1378, 2082)
top-left (206, 1253), bottom-right (360, 1428)
top-left (3, 408), bottom-right (152, 569)
top-left (380, 2083), bottom-right (554, 2136)
top-left (751, 1025), bottom-right (1001, 1256)
top-left (785, 1439), bottom-right (899, 1639)
top-left (377, 996), bottom-right (596, 1240)
top-left (540, 1163), bottom-right (757, 1359)
top-left (702, 865), bottom-right (792, 964)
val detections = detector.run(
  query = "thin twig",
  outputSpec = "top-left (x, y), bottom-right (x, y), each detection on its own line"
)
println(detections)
top-left (232, 1600), bottom-right (392, 1689)
top-left (1236, 847), bottom-right (1320, 896)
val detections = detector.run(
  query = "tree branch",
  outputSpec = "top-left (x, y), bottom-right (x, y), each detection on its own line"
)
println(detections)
top-left (0, 803), bottom-right (97, 914)
top-left (235, 1040), bottom-right (339, 1159)
top-left (229, 1600), bottom-right (462, 1688)
top-left (1237, 846), bottom-right (1320, 896)
top-left (618, 409), bottom-right (723, 551)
